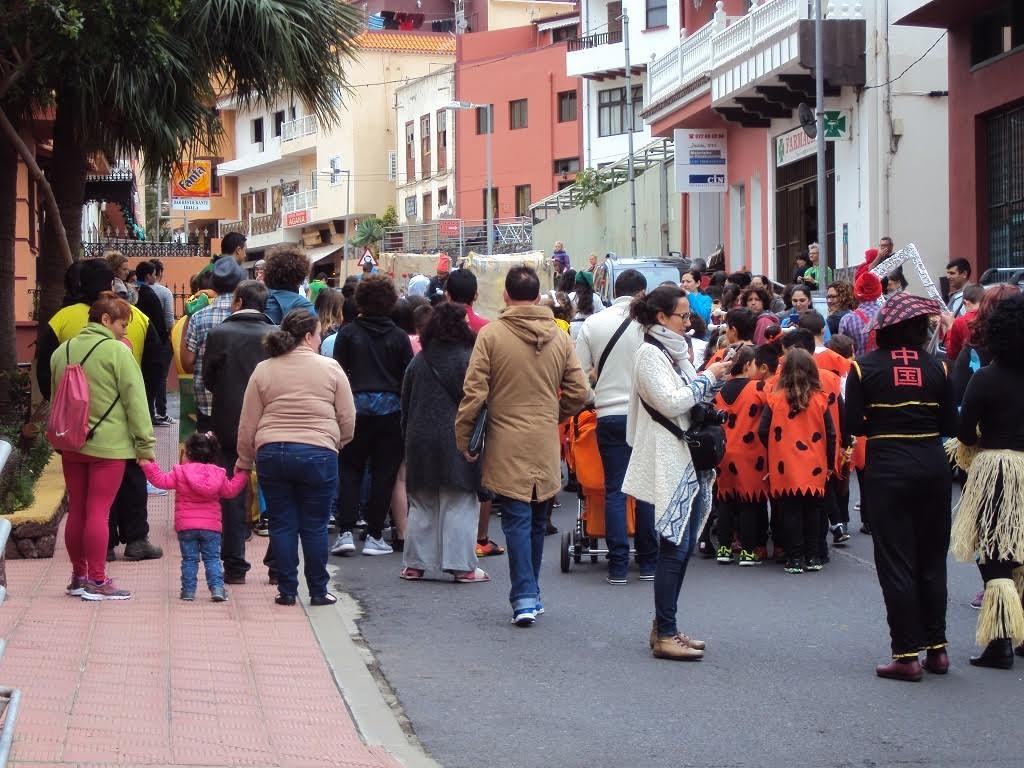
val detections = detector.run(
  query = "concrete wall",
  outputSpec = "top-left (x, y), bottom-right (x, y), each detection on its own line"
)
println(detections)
top-left (533, 160), bottom-right (681, 268)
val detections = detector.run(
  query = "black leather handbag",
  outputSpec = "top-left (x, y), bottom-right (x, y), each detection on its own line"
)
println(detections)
top-left (467, 405), bottom-right (488, 457)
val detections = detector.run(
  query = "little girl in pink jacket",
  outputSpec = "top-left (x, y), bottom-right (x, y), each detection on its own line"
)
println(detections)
top-left (141, 432), bottom-right (249, 602)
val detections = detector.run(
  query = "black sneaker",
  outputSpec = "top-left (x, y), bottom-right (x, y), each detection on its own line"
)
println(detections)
top-left (860, 523), bottom-right (872, 535)
top-left (832, 524), bottom-right (850, 546)
top-left (805, 558), bottom-right (824, 572)
top-left (784, 558), bottom-right (804, 574)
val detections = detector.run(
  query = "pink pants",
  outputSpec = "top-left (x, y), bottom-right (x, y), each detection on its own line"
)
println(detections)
top-left (62, 452), bottom-right (126, 582)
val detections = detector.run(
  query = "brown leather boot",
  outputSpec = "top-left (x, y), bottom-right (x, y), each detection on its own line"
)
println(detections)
top-left (875, 658), bottom-right (923, 682)
top-left (650, 619), bottom-right (706, 650)
top-left (652, 634), bottom-right (704, 661)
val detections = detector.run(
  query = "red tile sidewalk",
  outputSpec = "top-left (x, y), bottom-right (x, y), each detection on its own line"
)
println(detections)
top-left (0, 424), bottom-right (402, 768)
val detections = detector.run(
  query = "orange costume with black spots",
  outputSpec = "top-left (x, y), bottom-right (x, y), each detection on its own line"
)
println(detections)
top-left (714, 378), bottom-right (769, 501)
top-left (759, 389), bottom-right (836, 498)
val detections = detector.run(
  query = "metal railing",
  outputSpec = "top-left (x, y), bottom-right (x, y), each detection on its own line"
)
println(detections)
top-left (281, 114), bottom-right (317, 142)
top-left (282, 189), bottom-right (317, 214)
top-left (567, 30), bottom-right (623, 52)
top-left (81, 239), bottom-right (210, 259)
top-left (382, 217), bottom-right (533, 256)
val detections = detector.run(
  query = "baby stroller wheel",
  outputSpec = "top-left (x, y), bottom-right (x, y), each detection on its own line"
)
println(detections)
top-left (560, 531), bottom-right (572, 573)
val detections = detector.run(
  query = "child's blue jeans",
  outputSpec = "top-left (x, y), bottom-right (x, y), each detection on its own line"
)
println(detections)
top-left (178, 529), bottom-right (223, 593)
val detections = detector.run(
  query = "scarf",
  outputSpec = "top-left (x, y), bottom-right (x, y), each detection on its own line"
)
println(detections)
top-left (646, 324), bottom-right (691, 368)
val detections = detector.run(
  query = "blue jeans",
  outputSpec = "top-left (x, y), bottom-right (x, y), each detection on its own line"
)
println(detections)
top-left (654, 508), bottom-right (703, 638)
top-left (256, 443), bottom-right (337, 599)
top-left (496, 495), bottom-right (552, 611)
top-left (597, 415), bottom-right (658, 578)
top-left (178, 529), bottom-right (223, 593)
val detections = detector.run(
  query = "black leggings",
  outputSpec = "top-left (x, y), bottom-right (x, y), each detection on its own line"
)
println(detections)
top-left (716, 497), bottom-right (767, 552)
top-left (337, 412), bottom-right (404, 539)
top-left (773, 493), bottom-right (824, 562)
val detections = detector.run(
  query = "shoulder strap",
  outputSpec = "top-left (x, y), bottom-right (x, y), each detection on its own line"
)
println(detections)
top-left (86, 393), bottom-right (121, 440)
top-left (79, 337), bottom-right (113, 366)
top-left (854, 309), bottom-right (868, 324)
top-left (640, 398), bottom-right (686, 441)
top-left (596, 317), bottom-right (632, 381)
top-left (423, 356), bottom-right (463, 406)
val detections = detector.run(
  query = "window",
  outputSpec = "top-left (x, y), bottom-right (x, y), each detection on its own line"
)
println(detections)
top-left (405, 195), bottom-right (417, 219)
top-left (971, 1), bottom-right (1024, 66)
top-left (509, 99), bottom-right (528, 130)
top-left (405, 121), bottom-right (415, 182)
top-left (209, 158), bottom-right (223, 195)
top-left (986, 103), bottom-right (1024, 269)
top-left (422, 193), bottom-right (432, 223)
top-left (476, 105), bottom-right (493, 134)
top-left (646, 0), bottom-right (667, 29)
top-left (251, 117), bottom-right (264, 145)
top-left (438, 187), bottom-right (448, 208)
top-left (289, 105), bottom-right (297, 120)
top-left (436, 109), bottom-right (447, 173)
top-left (607, 2), bottom-right (623, 44)
top-left (553, 157), bottom-right (581, 175)
top-left (552, 25), bottom-right (577, 43)
top-left (557, 90), bottom-right (577, 123)
top-left (515, 185), bottom-right (532, 218)
top-left (273, 110), bottom-right (286, 137)
top-left (597, 85), bottom-right (643, 137)
top-left (328, 155), bottom-right (344, 186)
top-left (420, 114), bottom-right (432, 179)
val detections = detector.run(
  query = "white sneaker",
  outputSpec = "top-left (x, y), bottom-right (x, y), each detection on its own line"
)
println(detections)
top-left (362, 536), bottom-right (394, 556)
top-left (331, 531), bottom-right (356, 556)
top-left (146, 482), bottom-right (168, 496)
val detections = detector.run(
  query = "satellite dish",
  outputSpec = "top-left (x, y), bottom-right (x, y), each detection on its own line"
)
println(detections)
top-left (798, 103), bottom-right (817, 139)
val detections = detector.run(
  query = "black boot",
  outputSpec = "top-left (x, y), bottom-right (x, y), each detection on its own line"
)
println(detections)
top-left (969, 639), bottom-right (1015, 669)
top-left (1015, 641), bottom-right (1024, 658)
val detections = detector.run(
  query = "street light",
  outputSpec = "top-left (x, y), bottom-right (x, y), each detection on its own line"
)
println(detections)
top-left (447, 100), bottom-right (493, 256)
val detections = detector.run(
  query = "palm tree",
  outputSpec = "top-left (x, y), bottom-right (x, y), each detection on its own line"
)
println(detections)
top-left (0, 0), bottom-right (363, 356)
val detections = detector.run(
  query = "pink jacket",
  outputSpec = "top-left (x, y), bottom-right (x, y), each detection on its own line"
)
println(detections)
top-left (142, 461), bottom-right (249, 533)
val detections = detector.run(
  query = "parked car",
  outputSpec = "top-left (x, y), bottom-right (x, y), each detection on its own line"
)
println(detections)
top-left (594, 255), bottom-right (689, 305)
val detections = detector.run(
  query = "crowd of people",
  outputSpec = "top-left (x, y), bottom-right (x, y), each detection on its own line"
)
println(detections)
top-left (38, 232), bottom-right (1024, 678)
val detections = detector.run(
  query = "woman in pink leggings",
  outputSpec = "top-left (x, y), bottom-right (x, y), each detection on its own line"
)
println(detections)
top-left (49, 292), bottom-right (156, 600)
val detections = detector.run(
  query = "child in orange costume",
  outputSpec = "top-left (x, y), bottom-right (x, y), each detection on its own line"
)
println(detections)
top-left (714, 345), bottom-right (772, 565)
top-left (758, 349), bottom-right (836, 573)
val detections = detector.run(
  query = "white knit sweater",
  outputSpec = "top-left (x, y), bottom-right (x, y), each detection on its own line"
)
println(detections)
top-left (622, 342), bottom-right (721, 544)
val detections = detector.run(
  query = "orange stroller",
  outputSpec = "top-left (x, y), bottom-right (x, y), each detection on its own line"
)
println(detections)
top-left (559, 408), bottom-right (636, 573)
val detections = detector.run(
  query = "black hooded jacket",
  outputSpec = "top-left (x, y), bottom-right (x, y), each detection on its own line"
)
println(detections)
top-left (333, 316), bottom-right (413, 394)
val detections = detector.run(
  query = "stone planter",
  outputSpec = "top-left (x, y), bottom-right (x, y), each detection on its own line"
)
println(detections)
top-left (4, 453), bottom-right (66, 560)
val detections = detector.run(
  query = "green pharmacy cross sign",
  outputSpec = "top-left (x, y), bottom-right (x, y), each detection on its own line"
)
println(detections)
top-left (823, 110), bottom-right (848, 139)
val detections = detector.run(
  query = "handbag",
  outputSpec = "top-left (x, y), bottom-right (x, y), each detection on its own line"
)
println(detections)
top-left (640, 399), bottom-right (725, 472)
top-left (467, 404), bottom-right (488, 457)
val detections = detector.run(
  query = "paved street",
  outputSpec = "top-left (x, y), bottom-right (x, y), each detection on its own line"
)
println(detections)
top-left (334, 487), bottom-right (1022, 768)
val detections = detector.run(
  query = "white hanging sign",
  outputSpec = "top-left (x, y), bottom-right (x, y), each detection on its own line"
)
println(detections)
top-left (674, 129), bottom-right (727, 193)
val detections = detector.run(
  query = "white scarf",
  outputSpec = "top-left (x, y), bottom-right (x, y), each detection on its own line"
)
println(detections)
top-left (646, 324), bottom-right (691, 369)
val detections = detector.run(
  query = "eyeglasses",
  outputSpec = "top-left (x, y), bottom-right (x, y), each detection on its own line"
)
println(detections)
top-left (668, 313), bottom-right (689, 320)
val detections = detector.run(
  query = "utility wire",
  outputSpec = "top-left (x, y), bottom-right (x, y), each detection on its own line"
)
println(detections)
top-left (863, 32), bottom-right (947, 90)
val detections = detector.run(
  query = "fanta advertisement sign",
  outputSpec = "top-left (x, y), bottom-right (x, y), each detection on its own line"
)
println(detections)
top-left (171, 161), bottom-right (212, 198)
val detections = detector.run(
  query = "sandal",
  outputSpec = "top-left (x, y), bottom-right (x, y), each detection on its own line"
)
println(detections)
top-left (399, 567), bottom-right (425, 581)
top-left (454, 568), bottom-right (491, 583)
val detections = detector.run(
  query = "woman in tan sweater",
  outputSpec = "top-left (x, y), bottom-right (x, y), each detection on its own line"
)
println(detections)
top-left (237, 309), bottom-right (356, 606)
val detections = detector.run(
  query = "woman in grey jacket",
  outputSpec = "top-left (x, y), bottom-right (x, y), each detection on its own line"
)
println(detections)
top-left (399, 303), bottom-right (489, 582)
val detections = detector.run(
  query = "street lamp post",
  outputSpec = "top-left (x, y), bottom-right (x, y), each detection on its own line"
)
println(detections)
top-left (448, 100), bottom-right (493, 256)
top-left (814, 0), bottom-right (828, 299)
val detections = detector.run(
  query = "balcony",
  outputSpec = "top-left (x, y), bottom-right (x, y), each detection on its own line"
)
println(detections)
top-left (280, 115), bottom-right (317, 156)
top-left (217, 138), bottom-right (284, 176)
top-left (218, 210), bottom-right (300, 250)
top-left (566, 28), bottom-right (625, 79)
top-left (643, 0), bottom-right (866, 126)
top-left (282, 189), bottom-right (318, 215)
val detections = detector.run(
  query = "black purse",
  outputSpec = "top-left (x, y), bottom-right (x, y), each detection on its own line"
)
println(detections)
top-left (639, 334), bottom-right (726, 472)
top-left (467, 405), bottom-right (488, 457)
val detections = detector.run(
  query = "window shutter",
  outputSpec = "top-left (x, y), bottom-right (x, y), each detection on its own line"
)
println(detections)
top-left (388, 150), bottom-right (398, 182)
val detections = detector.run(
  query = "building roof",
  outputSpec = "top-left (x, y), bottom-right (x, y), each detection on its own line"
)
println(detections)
top-left (354, 31), bottom-right (456, 54)
top-left (895, 0), bottom-right (1003, 28)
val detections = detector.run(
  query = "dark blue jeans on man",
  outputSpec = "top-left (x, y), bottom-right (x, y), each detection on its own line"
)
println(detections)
top-left (178, 529), bottom-right (223, 594)
top-left (496, 494), bottom-right (553, 613)
top-left (597, 415), bottom-right (658, 580)
top-left (256, 443), bottom-right (337, 600)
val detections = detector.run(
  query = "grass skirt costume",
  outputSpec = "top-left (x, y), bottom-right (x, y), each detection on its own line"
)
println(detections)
top-left (950, 442), bottom-right (1024, 645)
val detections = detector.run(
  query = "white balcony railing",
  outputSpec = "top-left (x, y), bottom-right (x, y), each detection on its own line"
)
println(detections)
top-left (282, 188), bottom-right (317, 214)
top-left (647, 0), bottom-right (858, 109)
top-left (281, 114), bottom-right (316, 142)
